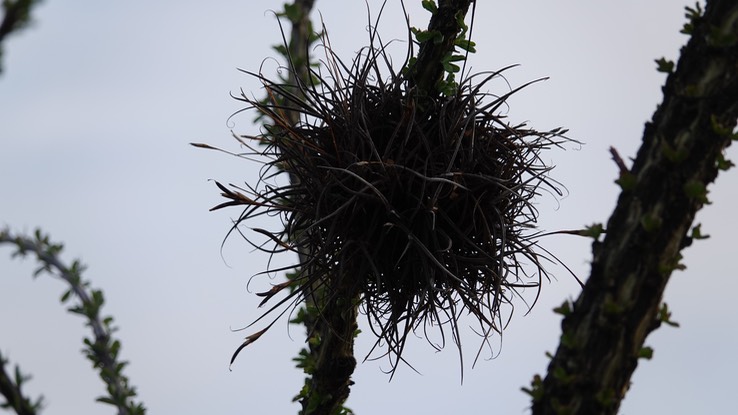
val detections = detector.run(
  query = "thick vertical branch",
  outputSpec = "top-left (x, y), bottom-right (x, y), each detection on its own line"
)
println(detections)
top-left (283, 0), bottom-right (314, 268)
top-left (278, 2), bottom-right (360, 414)
top-left (533, 1), bottom-right (738, 414)
top-left (284, 0), bottom-right (314, 127)
top-left (302, 282), bottom-right (359, 415)
top-left (405, 0), bottom-right (472, 97)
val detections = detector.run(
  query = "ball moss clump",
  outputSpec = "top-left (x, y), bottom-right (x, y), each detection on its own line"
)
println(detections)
top-left (212, 36), bottom-right (571, 369)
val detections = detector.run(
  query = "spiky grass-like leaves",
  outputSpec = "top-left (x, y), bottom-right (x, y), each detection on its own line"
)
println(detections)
top-left (215, 38), bottom-right (570, 371)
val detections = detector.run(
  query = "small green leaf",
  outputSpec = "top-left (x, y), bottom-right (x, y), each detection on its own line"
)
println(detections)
top-left (690, 223), bottom-right (710, 241)
top-left (640, 214), bottom-right (663, 233)
top-left (455, 11), bottom-right (469, 37)
top-left (657, 303), bottom-right (681, 328)
top-left (442, 60), bottom-right (460, 73)
top-left (552, 366), bottom-right (573, 383)
top-left (421, 0), bottom-right (437, 14)
top-left (445, 54), bottom-right (466, 63)
top-left (14, 365), bottom-right (29, 385)
top-left (272, 44), bottom-right (288, 57)
top-left (96, 396), bottom-right (118, 406)
top-left (110, 340), bottom-right (121, 356)
top-left (681, 3), bottom-right (703, 34)
top-left (580, 223), bottom-right (605, 240)
top-left (659, 253), bottom-right (687, 274)
top-left (116, 361), bottom-right (128, 373)
top-left (710, 114), bottom-right (733, 136)
top-left (437, 76), bottom-right (457, 97)
top-left (661, 139), bottom-right (688, 163)
top-left (308, 30), bottom-right (322, 45)
top-left (655, 57), bottom-right (674, 73)
top-left (412, 28), bottom-right (443, 44)
top-left (306, 392), bottom-right (321, 412)
top-left (60, 289), bottom-right (72, 303)
top-left (553, 300), bottom-right (572, 316)
top-left (638, 346), bottom-right (654, 360)
top-left (681, 22), bottom-right (695, 35)
top-left (615, 172), bottom-right (637, 191)
top-left (32, 265), bottom-right (48, 277)
top-left (70, 259), bottom-right (85, 275)
top-left (454, 38), bottom-right (476, 53)
top-left (521, 374), bottom-right (544, 401)
top-left (560, 332), bottom-right (577, 349)
top-left (716, 152), bottom-right (734, 171)
top-left (281, 3), bottom-right (302, 23)
top-left (683, 179), bottom-right (710, 203)
top-left (596, 389), bottom-right (616, 407)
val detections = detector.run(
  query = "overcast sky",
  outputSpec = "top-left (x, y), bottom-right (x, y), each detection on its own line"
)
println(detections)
top-left (1, 1), bottom-right (736, 414)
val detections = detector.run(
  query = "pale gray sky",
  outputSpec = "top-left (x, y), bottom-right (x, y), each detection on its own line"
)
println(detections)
top-left (1, 1), bottom-right (735, 414)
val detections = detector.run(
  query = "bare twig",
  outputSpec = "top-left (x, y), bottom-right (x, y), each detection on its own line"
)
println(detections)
top-left (609, 146), bottom-right (629, 176)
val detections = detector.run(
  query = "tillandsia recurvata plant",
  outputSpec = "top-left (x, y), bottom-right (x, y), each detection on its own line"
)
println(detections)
top-left (195, 1), bottom-right (575, 413)
top-left (0, 228), bottom-right (145, 415)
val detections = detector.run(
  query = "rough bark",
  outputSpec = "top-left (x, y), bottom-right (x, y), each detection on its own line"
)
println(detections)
top-left (532, 1), bottom-right (738, 414)
top-left (277, 2), bottom-right (360, 414)
top-left (301, 283), bottom-right (359, 415)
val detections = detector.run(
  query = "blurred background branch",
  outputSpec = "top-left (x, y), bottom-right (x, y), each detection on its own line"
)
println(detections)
top-left (0, 229), bottom-right (145, 415)
top-left (0, 0), bottom-right (44, 73)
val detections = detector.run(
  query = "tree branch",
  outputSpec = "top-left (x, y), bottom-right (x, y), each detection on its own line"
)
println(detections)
top-left (0, 228), bottom-right (145, 415)
top-left (285, 0), bottom-right (314, 127)
top-left (406, 0), bottom-right (472, 97)
top-left (0, 349), bottom-right (41, 415)
top-left (268, 2), bottom-right (360, 414)
top-left (532, 1), bottom-right (738, 413)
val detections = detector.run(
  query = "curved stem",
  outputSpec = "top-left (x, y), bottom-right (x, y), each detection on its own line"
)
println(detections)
top-left (0, 229), bottom-right (145, 415)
